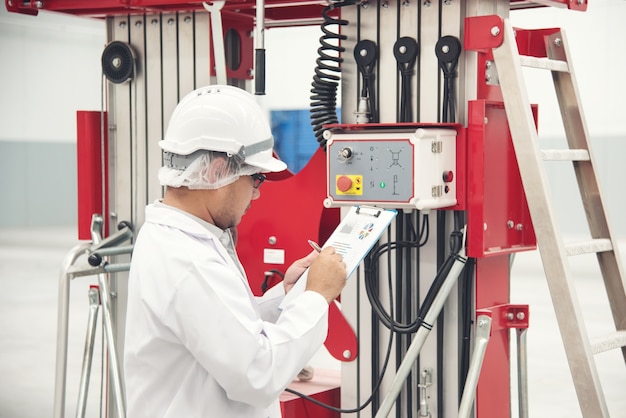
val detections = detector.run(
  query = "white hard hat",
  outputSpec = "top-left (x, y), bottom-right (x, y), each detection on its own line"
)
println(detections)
top-left (159, 85), bottom-right (287, 173)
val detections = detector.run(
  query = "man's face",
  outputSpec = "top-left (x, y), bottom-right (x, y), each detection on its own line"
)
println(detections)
top-left (212, 175), bottom-right (261, 230)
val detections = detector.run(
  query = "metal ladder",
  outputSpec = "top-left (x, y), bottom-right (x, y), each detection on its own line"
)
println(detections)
top-left (488, 17), bottom-right (626, 417)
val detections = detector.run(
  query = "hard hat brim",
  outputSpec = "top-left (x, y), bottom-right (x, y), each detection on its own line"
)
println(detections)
top-left (245, 151), bottom-right (288, 173)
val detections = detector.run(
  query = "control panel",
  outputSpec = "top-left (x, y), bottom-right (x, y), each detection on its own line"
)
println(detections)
top-left (324, 127), bottom-right (457, 210)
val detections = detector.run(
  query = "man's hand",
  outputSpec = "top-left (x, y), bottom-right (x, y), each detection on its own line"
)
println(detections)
top-left (306, 247), bottom-right (347, 304)
top-left (283, 250), bottom-right (319, 294)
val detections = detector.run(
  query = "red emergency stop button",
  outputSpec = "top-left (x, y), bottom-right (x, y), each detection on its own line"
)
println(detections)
top-left (337, 175), bottom-right (353, 192)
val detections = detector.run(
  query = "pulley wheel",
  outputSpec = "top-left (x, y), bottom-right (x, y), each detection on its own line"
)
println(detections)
top-left (102, 41), bottom-right (135, 84)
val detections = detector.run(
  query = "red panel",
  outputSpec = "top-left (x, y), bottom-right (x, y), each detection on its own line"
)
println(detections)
top-left (76, 111), bottom-right (108, 241)
top-left (208, 11), bottom-right (254, 80)
top-left (475, 255), bottom-right (511, 418)
top-left (236, 148), bottom-right (357, 362)
top-left (466, 100), bottom-right (536, 258)
top-left (237, 147), bottom-right (340, 294)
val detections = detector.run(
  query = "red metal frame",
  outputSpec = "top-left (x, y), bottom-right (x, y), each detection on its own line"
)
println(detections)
top-left (466, 100), bottom-right (537, 258)
top-left (5, 0), bottom-right (587, 18)
top-left (76, 111), bottom-right (109, 241)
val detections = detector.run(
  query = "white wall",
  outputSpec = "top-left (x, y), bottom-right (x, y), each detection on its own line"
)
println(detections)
top-left (0, 7), bottom-right (105, 143)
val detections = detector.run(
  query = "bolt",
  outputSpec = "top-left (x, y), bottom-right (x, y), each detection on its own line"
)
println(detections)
top-left (516, 223), bottom-right (524, 231)
top-left (484, 117), bottom-right (489, 124)
top-left (490, 26), bottom-right (501, 37)
top-left (382, 0), bottom-right (389, 7)
top-left (486, 61), bottom-right (492, 69)
top-left (516, 312), bottom-right (526, 321)
top-left (168, 18), bottom-right (175, 26)
top-left (360, 48), bottom-right (368, 57)
top-left (135, 20), bottom-right (142, 28)
top-left (507, 220), bottom-right (514, 229)
top-left (484, 223), bottom-right (488, 231)
top-left (399, 45), bottom-right (407, 54)
top-left (444, 0), bottom-right (452, 5)
top-left (478, 319), bottom-right (487, 327)
top-left (402, 0), bottom-right (410, 6)
top-left (7, 0), bottom-right (12, 6)
top-left (184, 16), bottom-right (192, 24)
top-left (34, 0), bottom-right (43, 7)
top-left (112, 57), bottom-right (122, 69)
top-left (119, 21), bottom-right (127, 28)
top-left (343, 350), bottom-right (352, 359)
top-left (553, 37), bottom-right (562, 47)
top-left (423, 0), bottom-right (431, 6)
top-left (268, 236), bottom-right (277, 245)
top-left (507, 312), bottom-right (515, 321)
top-left (441, 45), bottom-right (450, 54)
top-left (361, 1), bottom-right (369, 9)
top-left (151, 19), bottom-right (158, 26)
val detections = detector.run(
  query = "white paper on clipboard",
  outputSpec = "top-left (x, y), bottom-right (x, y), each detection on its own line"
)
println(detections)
top-left (279, 206), bottom-right (397, 309)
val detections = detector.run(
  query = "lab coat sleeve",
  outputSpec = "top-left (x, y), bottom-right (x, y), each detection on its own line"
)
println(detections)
top-left (256, 282), bottom-right (285, 323)
top-left (165, 259), bottom-right (329, 409)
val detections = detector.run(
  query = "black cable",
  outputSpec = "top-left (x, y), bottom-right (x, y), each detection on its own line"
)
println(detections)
top-left (354, 39), bottom-right (379, 123)
top-left (393, 37), bottom-right (418, 123)
top-left (309, 1), bottom-right (358, 149)
top-left (435, 35), bottom-right (462, 124)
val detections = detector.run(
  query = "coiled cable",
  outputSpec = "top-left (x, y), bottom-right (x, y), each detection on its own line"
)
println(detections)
top-left (309, 1), bottom-right (358, 149)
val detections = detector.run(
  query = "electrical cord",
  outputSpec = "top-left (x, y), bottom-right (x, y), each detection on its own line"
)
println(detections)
top-left (435, 35), bottom-right (462, 123)
top-left (354, 39), bottom-right (379, 123)
top-left (393, 37), bottom-right (418, 123)
top-left (309, 0), bottom-right (358, 149)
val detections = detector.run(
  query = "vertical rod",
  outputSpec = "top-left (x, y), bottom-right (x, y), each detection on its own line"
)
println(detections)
top-left (458, 315), bottom-right (492, 418)
top-left (517, 328), bottom-right (529, 418)
top-left (53, 242), bottom-right (92, 418)
top-left (76, 287), bottom-right (102, 418)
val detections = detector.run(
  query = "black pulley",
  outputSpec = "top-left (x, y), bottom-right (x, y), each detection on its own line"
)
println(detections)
top-left (101, 41), bottom-right (135, 84)
top-left (435, 35), bottom-right (461, 64)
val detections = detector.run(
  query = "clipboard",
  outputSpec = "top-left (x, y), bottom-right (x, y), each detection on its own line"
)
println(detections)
top-left (279, 206), bottom-right (397, 309)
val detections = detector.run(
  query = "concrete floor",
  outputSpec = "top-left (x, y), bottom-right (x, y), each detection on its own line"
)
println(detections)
top-left (1, 226), bottom-right (625, 418)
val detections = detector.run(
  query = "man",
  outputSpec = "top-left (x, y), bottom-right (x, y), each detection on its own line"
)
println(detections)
top-left (124, 85), bottom-right (347, 417)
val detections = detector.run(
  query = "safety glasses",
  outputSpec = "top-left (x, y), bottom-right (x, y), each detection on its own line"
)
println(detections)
top-left (250, 173), bottom-right (266, 189)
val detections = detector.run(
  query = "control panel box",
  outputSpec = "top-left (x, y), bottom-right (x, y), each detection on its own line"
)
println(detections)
top-left (324, 128), bottom-right (457, 210)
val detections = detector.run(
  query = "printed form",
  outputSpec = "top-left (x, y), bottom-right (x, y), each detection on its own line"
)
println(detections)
top-left (280, 205), bottom-right (397, 309)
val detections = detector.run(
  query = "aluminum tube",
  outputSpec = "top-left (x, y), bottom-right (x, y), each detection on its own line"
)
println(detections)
top-left (53, 242), bottom-right (92, 418)
top-left (76, 288), bottom-right (101, 418)
top-left (517, 328), bottom-right (529, 418)
top-left (458, 315), bottom-right (493, 418)
top-left (97, 272), bottom-right (126, 418)
top-left (374, 251), bottom-right (468, 418)
top-left (203, 1), bottom-right (227, 85)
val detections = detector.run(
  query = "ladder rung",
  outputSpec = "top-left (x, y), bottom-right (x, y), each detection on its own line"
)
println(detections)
top-left (564, 239), bottom-right (613, 256)
top-left (541, 149), bottom-right (590, 161)
top-left (519, 55), bottom-right (570, 72)
top-left (590, 331), bottom-right (626, 355)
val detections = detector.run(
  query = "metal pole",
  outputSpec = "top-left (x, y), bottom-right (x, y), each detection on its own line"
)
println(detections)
top-left (53, 242), bottom-right (92, 418)
top-left (517, 328), bottom-right (529, 418)
top-left (76, 287), bottom-right (101, 418)
top-left (458, 315), bottom-right (492, 418)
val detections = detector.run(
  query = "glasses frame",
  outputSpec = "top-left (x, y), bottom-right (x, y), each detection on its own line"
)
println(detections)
top-left (250, 173), bottom-right (266, 189)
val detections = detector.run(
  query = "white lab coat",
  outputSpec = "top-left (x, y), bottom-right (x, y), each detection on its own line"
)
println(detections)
top-left (124, 203), bottom-right (329, 418)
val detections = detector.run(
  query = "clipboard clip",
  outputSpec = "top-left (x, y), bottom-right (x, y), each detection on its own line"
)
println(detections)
top-left (355, 205), bottom-right (383, 217)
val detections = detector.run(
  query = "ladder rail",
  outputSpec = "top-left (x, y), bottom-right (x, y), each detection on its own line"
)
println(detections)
top-left (545, 30), bottom-right (626, 353)
top-left (492, 19), bottom-right (612, 417)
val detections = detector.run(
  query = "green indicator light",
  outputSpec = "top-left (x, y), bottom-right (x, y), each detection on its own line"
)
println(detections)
top-left (379, 181), bottom-right (386, 189)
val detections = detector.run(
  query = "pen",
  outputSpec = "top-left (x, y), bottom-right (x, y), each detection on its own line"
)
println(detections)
top-left (307, 240), bottom-right (322, 253)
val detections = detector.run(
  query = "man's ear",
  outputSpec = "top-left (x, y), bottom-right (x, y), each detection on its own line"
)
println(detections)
top-left (205, 156), bottom-right (229, 184)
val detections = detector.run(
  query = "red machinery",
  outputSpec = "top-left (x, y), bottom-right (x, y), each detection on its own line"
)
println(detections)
top-left (7, 1), bottom-right (598, 417)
